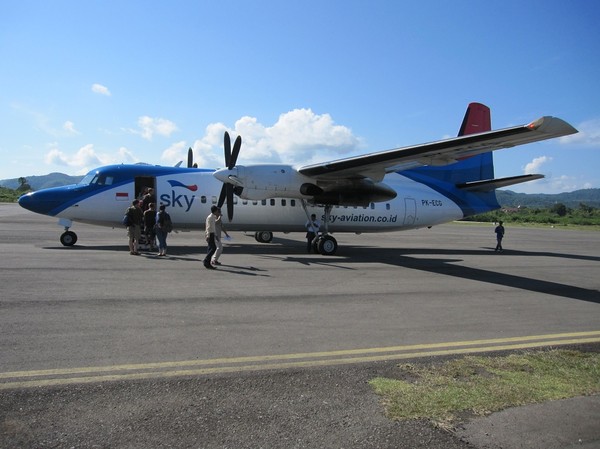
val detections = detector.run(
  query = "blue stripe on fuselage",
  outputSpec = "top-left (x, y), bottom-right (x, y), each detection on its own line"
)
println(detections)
top-left (18, 164), bottom-right (213, 216)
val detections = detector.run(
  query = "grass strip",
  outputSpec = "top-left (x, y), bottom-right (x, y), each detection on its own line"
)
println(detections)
top-left (369, 349), bottom-right (600, 422)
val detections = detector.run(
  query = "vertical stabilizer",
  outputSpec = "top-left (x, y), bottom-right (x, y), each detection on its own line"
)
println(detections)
top-left (402, 102), bottom-right (500, 216)
top-left (458, 102), bottom-right (491, 136)
top-left (407, 102), bottom-right (494, 184)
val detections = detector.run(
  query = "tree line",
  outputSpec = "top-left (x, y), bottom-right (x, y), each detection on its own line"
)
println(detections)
top-left (0, 178), bottom-right (30, 202)
top-left (463, 202), bottom-right (600, 226)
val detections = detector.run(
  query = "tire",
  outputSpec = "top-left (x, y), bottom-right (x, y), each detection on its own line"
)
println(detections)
top-left (254, 231), bottom-right (273, 243)
top-left (60, 231), bottom-right (78, 246)
top-left (317, 235), bottom-right (337, 255)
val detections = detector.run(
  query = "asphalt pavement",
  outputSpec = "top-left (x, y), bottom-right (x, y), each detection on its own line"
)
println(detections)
top-left (1, 203), bottom-right (599, 448)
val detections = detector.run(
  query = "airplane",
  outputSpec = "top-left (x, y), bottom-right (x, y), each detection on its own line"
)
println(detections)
top-left (18, 103), bottom-right (577, 255)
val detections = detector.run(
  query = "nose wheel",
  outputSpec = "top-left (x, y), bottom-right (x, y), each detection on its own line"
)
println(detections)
top-left (60, 230), bottom-right (78, 246)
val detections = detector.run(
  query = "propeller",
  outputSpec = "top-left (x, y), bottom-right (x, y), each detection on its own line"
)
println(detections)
top-left (187, 147), bottom-right (198, 168)
top-left (217, 132), bottom-right (242, 220)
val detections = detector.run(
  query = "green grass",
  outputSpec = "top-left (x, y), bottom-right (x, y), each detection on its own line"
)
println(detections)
top-left (369, 350), bottom-right (600, 423)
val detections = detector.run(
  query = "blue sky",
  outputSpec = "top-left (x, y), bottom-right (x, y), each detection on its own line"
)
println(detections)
top-left (1, 0), bottom-right (598, 193)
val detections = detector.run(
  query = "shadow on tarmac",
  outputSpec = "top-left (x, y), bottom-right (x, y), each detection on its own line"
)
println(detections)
top-left (42, 235), bottom-right (599, 304)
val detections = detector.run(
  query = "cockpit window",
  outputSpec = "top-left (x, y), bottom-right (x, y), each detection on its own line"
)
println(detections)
top-left (78, 172), bottom-right (114, 186)
top-left (78, 173), bottom-right (96, 185)
top-left (95, 174), bottom-right (114, 185)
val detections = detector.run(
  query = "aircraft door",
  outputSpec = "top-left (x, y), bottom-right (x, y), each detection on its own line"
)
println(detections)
top-left (403, 197), bottom-right (416, 226)
top-left (135, 176), bottom-right (156, 205)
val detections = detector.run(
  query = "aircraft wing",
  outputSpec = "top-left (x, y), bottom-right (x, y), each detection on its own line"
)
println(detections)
top-left (297, 116), bottom-right (577, 182)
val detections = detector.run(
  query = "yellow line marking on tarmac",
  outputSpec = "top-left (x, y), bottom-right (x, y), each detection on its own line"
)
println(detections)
top-left (2, 331), bottom-right (599, 390)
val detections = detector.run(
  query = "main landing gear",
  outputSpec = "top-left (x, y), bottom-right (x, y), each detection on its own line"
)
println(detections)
top-left (303, 201), bottom-right (338, 256)
top-left (254, 231), bottom-right (273, 243)
top-left (312, 234), bottom-right (338, 256)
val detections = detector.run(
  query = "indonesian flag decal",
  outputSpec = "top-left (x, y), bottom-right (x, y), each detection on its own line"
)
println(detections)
top-left (115, 192), bottom-right (129, 201)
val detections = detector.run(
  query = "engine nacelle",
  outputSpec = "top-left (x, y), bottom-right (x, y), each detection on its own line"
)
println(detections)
top-left (313, 180), bottom-right (397, 206)
top-left (213, 164), bottom-right (397, 205)
top-left (215, 164), bottom-right (315, 201)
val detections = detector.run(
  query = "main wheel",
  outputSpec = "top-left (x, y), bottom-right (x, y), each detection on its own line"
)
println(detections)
top-left (254, 231), bottom-right (273, 243)
top-left (317, 235), bottom-right (337, 255)
top-left (60, 231), bottom-right (78, 246)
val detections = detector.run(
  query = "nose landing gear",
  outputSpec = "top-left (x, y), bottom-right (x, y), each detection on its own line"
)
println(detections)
top-left (58, 218), bottom-right (77, 246)
top-left (60, 230), bottom-right (77, 246)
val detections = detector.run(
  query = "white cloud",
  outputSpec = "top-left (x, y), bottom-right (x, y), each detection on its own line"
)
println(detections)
top-left (135, 116), bottom-right (179, 140)
top-left (523, 156), bottom-right (552, 174)
top-left (91, 83), bottom-right (111, 96)
top-left (44, 109), bottom-right (363, 174)
top-left (46, 144), bottom-right (103, 169)
top-left (169, 109), bottom-right (364, 169)
top-left (560, 118), bottom-right (600, 147)
top-left (63, 121), bottom-right (79, 135)
top-left (44, 144), bottom-right (138, 174)
top-left (161, 141), bottom-right (188, 165)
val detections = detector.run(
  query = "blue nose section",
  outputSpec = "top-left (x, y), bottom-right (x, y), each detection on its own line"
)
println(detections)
top-left (18, 190), bottom-right (62, 215)
top-left (18, 186), bottom-right (83, 216)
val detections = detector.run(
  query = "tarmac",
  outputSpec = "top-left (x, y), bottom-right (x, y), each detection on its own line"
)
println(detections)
top-left (1, 203), bottom-right (599, 448)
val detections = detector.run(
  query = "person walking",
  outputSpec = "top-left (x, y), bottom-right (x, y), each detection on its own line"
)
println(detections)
top-left (305, 213), bottom-right (320, 253)
top-left (155, 204), bottom-right (172, 257)
top-left (143, 202), bottom-right (157, 251)
top-left (211, 207), bottom-right (230, 266)
top-left (494, 220), bottom-right (505, 252)
top-left (203, 206), bottom-right (219, 269)
top-left (125, 199), bottom-right (144, 255)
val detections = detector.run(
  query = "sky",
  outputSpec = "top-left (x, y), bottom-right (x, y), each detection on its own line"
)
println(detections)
top-left (1, 1), bottom-right (599, 194)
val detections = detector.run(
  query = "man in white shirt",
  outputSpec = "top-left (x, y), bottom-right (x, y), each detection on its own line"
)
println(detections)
top-left (204, 206), bottom-right (219, 269)
top-left (211, 208), bottom-right (230, 266)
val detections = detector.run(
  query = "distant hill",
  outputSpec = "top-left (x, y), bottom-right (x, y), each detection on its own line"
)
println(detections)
top-left (0, 173), bottom-right (83, 190)
top-left (496, 189), bottom-right (600, 209)
top-left (1, 173), bottom-right (599, 209)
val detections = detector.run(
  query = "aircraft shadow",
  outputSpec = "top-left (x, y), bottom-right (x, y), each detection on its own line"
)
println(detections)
top-left (43, 237), bottom-right (599, 304)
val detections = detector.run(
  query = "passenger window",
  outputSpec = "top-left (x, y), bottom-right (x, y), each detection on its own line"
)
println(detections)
top-left (201, 196), bottom-right (207, 204)
top-left (281, 199), bottom-right (286, 206)
top-left (270, 199), bottom-right (275, 206)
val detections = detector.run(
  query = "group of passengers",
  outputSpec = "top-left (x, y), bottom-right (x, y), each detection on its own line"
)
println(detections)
top-left (124, 188), bottom-right (171, 257)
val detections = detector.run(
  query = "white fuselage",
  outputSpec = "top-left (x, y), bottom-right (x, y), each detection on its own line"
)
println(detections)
top-left (56, 170), bottom-right (463, 233)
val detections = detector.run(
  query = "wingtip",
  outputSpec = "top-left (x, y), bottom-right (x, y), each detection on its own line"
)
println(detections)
top-left (527, 116), bottom-right (578, 137)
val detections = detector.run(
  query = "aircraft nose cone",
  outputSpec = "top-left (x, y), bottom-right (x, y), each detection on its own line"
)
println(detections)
top-left (18, 189), bottom-right (68, 215)
top-left (18, 192), bottom-right (36, 212)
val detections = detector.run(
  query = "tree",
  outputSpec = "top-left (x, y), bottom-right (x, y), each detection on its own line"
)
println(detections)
top-left (550, 203), bottom-right (568, 217)
top-left (16, 177), bottom-right (31, 192)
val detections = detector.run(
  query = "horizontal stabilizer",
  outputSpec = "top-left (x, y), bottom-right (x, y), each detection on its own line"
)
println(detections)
top-left (457, 174), bottom-right (544, 192)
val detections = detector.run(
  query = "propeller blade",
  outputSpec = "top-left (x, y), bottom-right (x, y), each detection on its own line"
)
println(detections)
top-left (187, 147), bottom-right (193, 168)
top-left (217, 132), bottom-right (242, 221)
top-left (217, 184), bottom-right (227, 208)
top-left (226, 185), bottom-right (234, 221)
top-left (224, 132), bottom-right (231, 169)
top-left (230, 135), bottom-right (242, 169)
